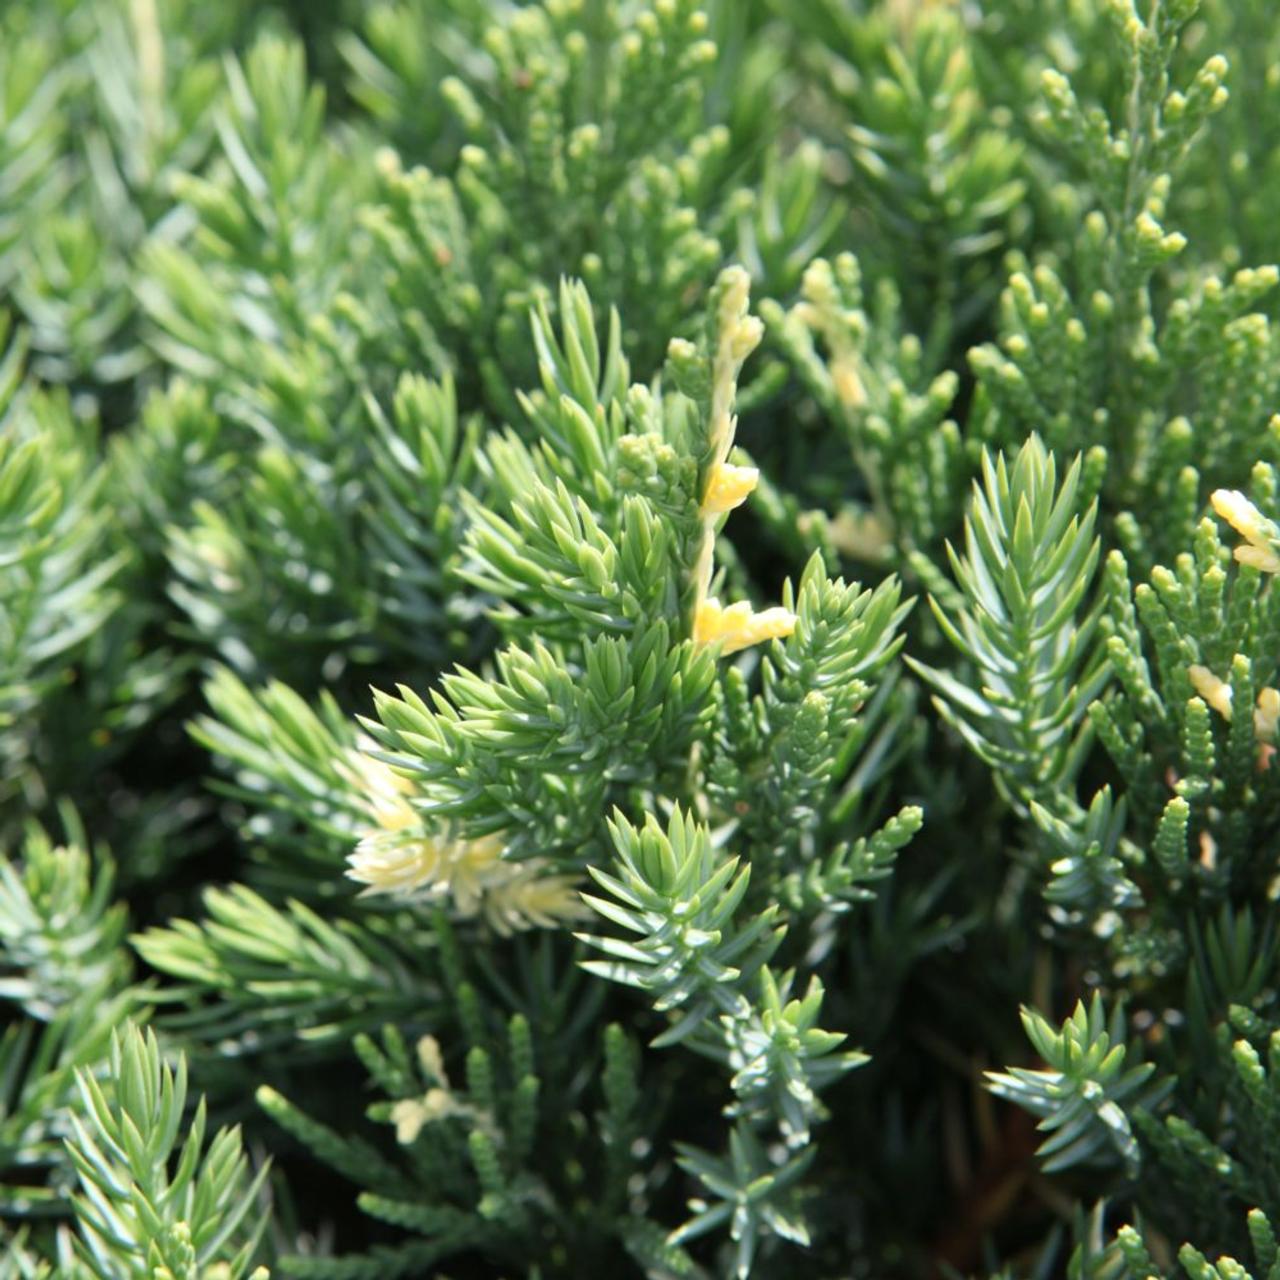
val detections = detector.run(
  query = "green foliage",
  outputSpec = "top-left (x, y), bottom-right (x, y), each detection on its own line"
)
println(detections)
top-left (1032, 785), bottom-right (1142, 923)
top-left (66, 1025), bottom-right (270, 1279)
top-left (580, 806), bottom-right (782, 1047)
top-left (908, 434), bottom-right (1108, 811)
top-left (987, 994), bottom-right (1170, 1176)
top-left (706, 557), bottom-right (914, 879)
top-left (669, 1123), bottom-right (814, 1280)
top-left (965, 0), bottom-right (1280, 566)
top-left (10, 0), bottom-right (1280, 1277)
top-left (579, 800), bottom-right (864, 1272)
top-left (791, 4), bottom-right (1028, 345)
top-left (1078, 1209), bottom-right (1280, 1280)
top-left (761, 252), bottom-right (965, 562)
top-left (134, 882), bottom-right (429, 1049)
top-left (0, 365), bottom-right (123, 807)
top-left (1090, 498), bottom-right (1280, 892)
top-left (256, 924), bottom-right (699, 1279)
top-left (0, 814), bottom-right (136, 1239)
top-left (350, 0), bottom-right (833, 418)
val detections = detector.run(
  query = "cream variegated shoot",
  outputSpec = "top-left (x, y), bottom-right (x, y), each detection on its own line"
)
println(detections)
top-left (693, 597), bottom-right (800, 657)
top-left (390, 1090), bottom-right (458, 1144)
top-left (701, 461), bottom-right (760, 515)
top-left (389, 1034), bottom-right (465, 1143)
top-left (1188, 664), bottom-right (1280, 744)
top-left (688, 267), bottom-right (796, 657)
top-left (343, 745), bottom-right (585, 933)
top-left (1187, 664), bottom-right (1234, 719)
top-left (1210, 489), bottom-right (1280, 574)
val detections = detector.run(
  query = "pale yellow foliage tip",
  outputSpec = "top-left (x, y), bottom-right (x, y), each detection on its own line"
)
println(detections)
top-left (344, 747), bottom-right (585, 932)
top-left (1211, 489), bottom-right (1280, 574)
top-left (390, 1088), bottom-right (457, 1144)
top-left (1188, 664), bottom-right (1233, 718)
top-left (694, 597), bottom-right (797, 656)
top-left (701, 462), bottom-right (759, 515)
top-left (1188, 663), bottom-right (1280, 744)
